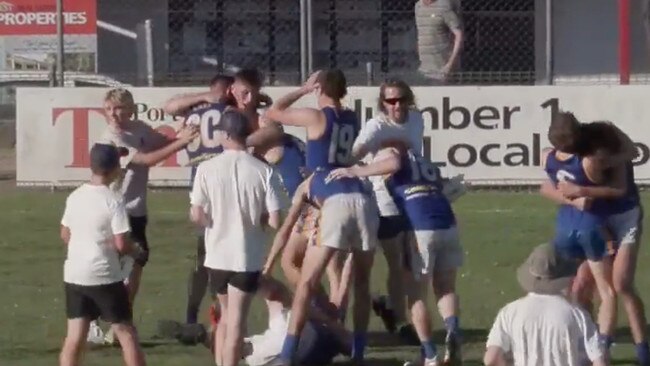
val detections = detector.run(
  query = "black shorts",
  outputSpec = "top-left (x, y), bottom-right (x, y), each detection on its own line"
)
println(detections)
top-left (129, 215), bottom-right (149, 267)
top-left (65, 282), bottom-right (132, 323)
top-left (378, 215), bottom-right (406, 240)
top-left (208, 269), bottom-right (260, 295)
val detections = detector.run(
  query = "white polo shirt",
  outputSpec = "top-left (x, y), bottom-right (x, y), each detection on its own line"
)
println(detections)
top-left (487, 293), bottom-right (604, 366)
top-left (190, 150), bottom-right (285, 272)
top-left (61, 184), bottom-right (131, 286)
top-left (353, 110), bottom-right (424, 217)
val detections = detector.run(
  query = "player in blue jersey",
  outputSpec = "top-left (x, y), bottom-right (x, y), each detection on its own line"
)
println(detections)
top-left (265, 70), bottom-right (379, 365)
top-left (328, 144), bottom-right (465, 366)
top-left (545, 115), bottom-right (649, 365)
top-left (540, 112), bottom-right (639, 360)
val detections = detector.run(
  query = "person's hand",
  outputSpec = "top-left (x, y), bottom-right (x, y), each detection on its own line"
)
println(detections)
top-left (326, 167), bottom-right (356, 183)
top-left (301, 71), bottom-right (321, 93)
top-left (570, 197), bottom-right (591, 211)
top-left (177, 125), bottom-right (199, 143)
top-left (558, 180), bottom-right (583, 199)
top-left (258, 93), bottom-right (273, 107)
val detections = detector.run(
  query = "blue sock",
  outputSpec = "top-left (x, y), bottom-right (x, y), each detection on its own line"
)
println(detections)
top-left (351, 332), bottom-right (367, 360)
top-left (444, 316), bottom-right (460, 334)
top-left (599, 334), bottom-right (614, 349)
top-left (636, 341), bottom-right (650, 365)
top-left (280, 334), bottom-right (298, 362)
top-left (421, 339), bottom-right (437, 359)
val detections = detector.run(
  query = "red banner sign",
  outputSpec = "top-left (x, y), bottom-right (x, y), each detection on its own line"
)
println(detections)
top-left (0, 0), bottom-right (96, 36)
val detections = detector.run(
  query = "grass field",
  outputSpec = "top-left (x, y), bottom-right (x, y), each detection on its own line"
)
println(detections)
top-left (1, 183), bottom-right (649, 365)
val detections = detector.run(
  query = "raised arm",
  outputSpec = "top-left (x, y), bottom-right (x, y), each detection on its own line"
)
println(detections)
top-left (162, 91), bottom-right (222, 117)
top-left (129, 126), bottom-right (198, 167)
top-left (264, 71), bottom-right (323, 128)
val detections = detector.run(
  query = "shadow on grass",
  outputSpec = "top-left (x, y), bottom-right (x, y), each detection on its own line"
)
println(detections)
top-left (367, 328), bottom-right (489, 349)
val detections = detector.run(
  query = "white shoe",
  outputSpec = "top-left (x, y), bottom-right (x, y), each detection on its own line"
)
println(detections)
top-left (103, 328), bottom-right (119, 346)
top-left (403, 358), bottom-right (439, 366)
top-left (87, 321), bottom-right (105, 345)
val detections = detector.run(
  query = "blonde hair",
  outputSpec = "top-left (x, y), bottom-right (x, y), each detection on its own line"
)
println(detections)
top-left (104, 88), bottom-right (135, 107)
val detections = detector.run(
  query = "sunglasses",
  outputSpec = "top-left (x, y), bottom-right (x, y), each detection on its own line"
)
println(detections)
top-left (383, 97), bottom-right (407, 105)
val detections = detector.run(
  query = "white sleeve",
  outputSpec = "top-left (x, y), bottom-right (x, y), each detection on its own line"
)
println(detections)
top-left (190, 165), bottom-right (209, 207)
top-left (265, 169), bottom-right (284, 213)
top-left (61, 198), bottom-right (71, 227)
top-left (353, 119), bottom-right (382, 155)
top-left (576, 308), bottom-right (605, 361)
top-left (486, 307), bottom-right (511, 353)
top-left (110, 199), bottom-right (131, 235)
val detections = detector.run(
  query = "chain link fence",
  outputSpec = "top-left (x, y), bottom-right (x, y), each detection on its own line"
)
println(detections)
top-left (0, 0), bottom-right (647, 89)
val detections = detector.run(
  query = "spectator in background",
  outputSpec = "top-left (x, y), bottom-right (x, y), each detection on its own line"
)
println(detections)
top-left (484, 243), bottom-right (607, 366)
top-left (414, 0), bottom-right (464, 84)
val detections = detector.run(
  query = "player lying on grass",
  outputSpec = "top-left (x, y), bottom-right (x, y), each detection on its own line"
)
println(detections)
top-left (327, 142), bottom-right (466, 366)
top-left (541, 111), bottom-right (641, 361)
top-left (206, 275), bottom-right (352, 366)
top-left (59, 143), bottom-right (146, 366)
top-left (544, 115), bottom-right (649, 365)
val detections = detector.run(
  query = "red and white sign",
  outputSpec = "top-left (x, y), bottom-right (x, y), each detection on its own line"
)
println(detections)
top-left (0, 0), bottom-right (96, 36)
top-left (14, 86), bottom-right (650, 187)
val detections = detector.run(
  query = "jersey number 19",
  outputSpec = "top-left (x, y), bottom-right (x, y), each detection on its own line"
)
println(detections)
top-left (328, 123), bottom-right (355, 166)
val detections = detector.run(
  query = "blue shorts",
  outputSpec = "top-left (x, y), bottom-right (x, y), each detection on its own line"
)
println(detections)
top-left (553, 227), bottom-right (607, 261)
top-left (296, 321), bottom-right (340, 365)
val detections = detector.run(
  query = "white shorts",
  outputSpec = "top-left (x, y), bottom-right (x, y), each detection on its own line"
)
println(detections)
top-left (606, 205), bottom-right (643, 247)
top-left (405, 227), bottom-right (463, 279)
top-left (316, 193), bottom-right (379, 252)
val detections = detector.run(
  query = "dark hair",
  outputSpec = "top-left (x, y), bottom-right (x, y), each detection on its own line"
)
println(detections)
top-left (234, 68), bottom-right (263, 90)
top-left (317, 69), bottom-right (347, 100)
top-left (576, 121), bottom-right (622, 156)
top-left (378, 78), bottom-right (416, 113)
top-left (209, 74), bottom-right (234, 88)
top-left (548, 111), bottom-right (581, 153)
top-left (89, 143), bottom-right (121, 176)
top-left (218, 109), bottom-right (252, 143)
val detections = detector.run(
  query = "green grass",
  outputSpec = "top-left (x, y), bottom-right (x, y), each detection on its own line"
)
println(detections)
top-left (1, 185), bottom-right (649, 365)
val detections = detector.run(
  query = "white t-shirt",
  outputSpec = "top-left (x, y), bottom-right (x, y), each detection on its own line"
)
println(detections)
top-left (99, 120), bottom-right (169, 217)
top-left (61, 184), bottom-right (131, 286)
top-left (486, 293), bottom-right (604, 366)
top-left (352, 110), bottom-right (424, 216)
top-left (190, 150), bottom-right (285, 272)
top-left (244, 309), bottom-right (290, 366)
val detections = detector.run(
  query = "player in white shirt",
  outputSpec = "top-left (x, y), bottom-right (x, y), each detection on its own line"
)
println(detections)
top-left (190, 110), bottom-right (284, 366)
top-left (351, 79), bottom-right (424, 344)
top-left (58, 143), bottom-right (146, 366)
top-left (484, 243), bottom-right (607, 366)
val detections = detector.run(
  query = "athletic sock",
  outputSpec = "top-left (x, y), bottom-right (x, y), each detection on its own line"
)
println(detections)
top-left (351, 332), bottom-right (367, 361)
top-left (421, 339), bottom-right (437, 359)
top-left (636, 341), bottom-right (650, 365)
top-left (444, 316), bottom-right (460, 335)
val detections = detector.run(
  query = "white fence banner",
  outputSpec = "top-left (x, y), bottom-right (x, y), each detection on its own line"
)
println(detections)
top-left (16, 86), bottom-right (650, 187)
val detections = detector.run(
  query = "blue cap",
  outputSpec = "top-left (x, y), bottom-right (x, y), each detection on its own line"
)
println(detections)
top-left (217, 109), bottom-right (251, 141)
top-left (90, 143), bottom-right (120, 174)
